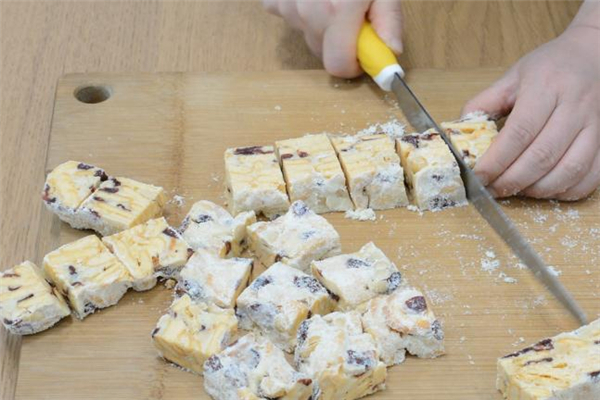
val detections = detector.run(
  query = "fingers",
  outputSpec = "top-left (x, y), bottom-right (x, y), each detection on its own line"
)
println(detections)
top-left (369, 0), bottom-right (404, 55)
top-left (522, 126), bottom-right (598, 198)
top-left (487, 105), bottom-right (582, 197)
top-left (473, 86), bottom-right (557, 188)
top-left (322, 2), bottom-right (371, 78)
top-left (556, 150), bottom-right (600, 201)
top-left (263, 0), bottom-right (281, 16)
top-left (461, 68), bottom-right (519, 119)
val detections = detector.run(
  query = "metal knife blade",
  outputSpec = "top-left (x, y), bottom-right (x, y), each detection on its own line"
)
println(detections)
top-left (391, 73), bottom-right (587, 325)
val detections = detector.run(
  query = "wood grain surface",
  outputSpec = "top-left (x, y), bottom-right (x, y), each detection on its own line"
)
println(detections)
top-left (0, 1), bottom-right (583, 399)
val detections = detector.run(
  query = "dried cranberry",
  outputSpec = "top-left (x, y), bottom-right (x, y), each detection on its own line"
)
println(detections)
top-left (293, 276), bottom-right (324, 294)
top-left (151, 327), bottom-right (160, 338)
top-left (405, 296), bottom-right (427, 313)
top-left (94, 169), bottom-right (109, 180)
top-left (2, 272), bottom-right (20, 278)
top-left (590, 370), bottom-right (600, 380)
top-left (68, 265), bottom-right (77, 275)
top-left (17, 293), bottom-right (34, 303)
top-left (116, 203), bottom-right (130, 211)
top-left (162, 228), bottom-right (178, 238)
top-left (297, 320), bottom-right (311, 345)
top-left (291, 201), bottom-right (309, 216)
top-left (204, 355), bottom-right (223, 372)
top-left (431, 320), bottom-right (444, 340)
top-left (298, 378), bottom-right (312, 386)
top-left (523, 357), bottom-right (553, 366)
top-left (234, 146), bottom-right (272, 156)
top-left (346, 350), bottom-right (374, 370)
top-left (100, 187), bottom-right (119, 194)
top-left (401, 134), bottom-right (420, 148)
top-left (346, 258), bottom-right (371, 268)
top-left (193, 214), bottom-right (213, 224)
top-left (224, 241), bottom-right (232, 254)
top-left (280, 153), bottom-right (293, 160)
top-left (297, 150), bottom-right (309, 158)
top-left (251, 276), bottom-right (272, 290)
top-left (533, 339), bottom-right (554, 352)
top-left (386, 272), bottom-right (402, 293)
top-left (77, 163), bottom-right (94, 170)
top-left (7, 286), bottom-right (21, 291)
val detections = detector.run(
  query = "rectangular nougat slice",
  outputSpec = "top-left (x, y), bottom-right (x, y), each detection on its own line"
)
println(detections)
top-left (0, 261), bottom-right (71, 334)
top-left (176, 250), bottom-right (253, 309)
top-left (43, 235), bottom-right (131, 319)
top-left (179, 200), bottom-right (256, 257)
top-left (294, 311), bottom-right (387, 400)
top-left (311, 242), bottom-right (403, 311)
top-left (42, 160), bottom-right (108, 227)
top-left (497, 318), bottom-right (600, 400)
top-left (204, 333), bottom-right (314, 400)
top-left (77, 176), bottom-right (166, 236)
top-left (397, 130), bottom-right (467, 211)
top-left (275, 134), bottom-right (353, 213)
top-left (236, 262), bottom-right (337, 352)
top-left (152, 294), bottom-right (238, 375)
top-left (224, 145), bottom-right (290, 219)
top-left (330, 134), bottom-right (409, 210)
top-left (103, 217), bottom-right (193, 291)
top-left (361, 286), bottom-right (445, 366)
top-left (247, 201), bottom-right (341, 272)
top-left (441, 113), bottom-right (498, 169)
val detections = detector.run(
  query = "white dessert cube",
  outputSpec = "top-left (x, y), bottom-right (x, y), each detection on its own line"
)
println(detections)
top-left (441, 113), bottom-right (498, 169)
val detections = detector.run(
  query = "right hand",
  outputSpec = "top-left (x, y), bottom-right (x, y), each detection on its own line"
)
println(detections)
top-left (263, 0), bottom-right (404, 78)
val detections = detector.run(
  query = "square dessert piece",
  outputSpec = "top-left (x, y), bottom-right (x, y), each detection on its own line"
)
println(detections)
top-left (361, 286), bottom-right (445, 366)
top-left (294, 311), bottom-right (387, 400)
top-left (77, 176), bottom-right (166, 236)
top-left (330, 134), bottom-right (409, 210)
top-left (224, 145), bottom-right (290, 219)
top-left (236, 262), bottom-right (337, 352)
top-left (311, 242), bottom-right (403, 311)
top-left (397, 130), bottom-right (467, 211)
top-left (102, 217), bottom-right (193, 291)
top-left (247, 201), bottom-right (342, 272)
top-left (42, 160), bottom-right (108, 226)
top-left (442, 114), bottom-right (498, 169)
top-left (43, 235), bottom-right (131, 319)
top-left (275, 134), bottom-right (353, 213)
top-left (497, 318), bottom-right (600, 400)
top-left (0, 261), bottom-right (71, 335)
top-left (204, 333), bottom-right (314, 400)
top-left (152, 294), bottom-right (238, 375)
top-left (176, 250), bottom-right (253, 309)
top-left (179, 200), bottom-right (256, 257)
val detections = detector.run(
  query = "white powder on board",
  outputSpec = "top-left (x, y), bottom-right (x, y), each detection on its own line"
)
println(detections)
top-left (169, 195), bottom-right (185, 208)
top-left (357, 118), bottom-right (406, 140)
top-left (345, 208), bottom-right (376, 221)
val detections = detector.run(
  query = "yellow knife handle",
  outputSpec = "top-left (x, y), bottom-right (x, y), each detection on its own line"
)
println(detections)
top-left (357, 22), bottom-right (404, 91)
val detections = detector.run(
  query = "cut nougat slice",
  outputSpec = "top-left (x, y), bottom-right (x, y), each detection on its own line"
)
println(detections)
top-left (176, 250), bottom-right (253, 309)
top-left (497, 318), bottom-right (600, 400)
top-left (224, 145), bottom-right (290, 219)
top-left (397, 130), bottom-right (467, 211)
top-left (330, 134), bottom-right (408, 210)
top-left (311, 242), bottom-right (403, 311)
top-left (247, 201), bottom-right (341, 272)
top-left (275, 134), bottom-right (353, 213)
top-left (0, 261), bottom-right (71, 334)
top-left (361, 287), bottom-right (445, 366)
top-left (236, 262), bottom-right (337, 352)
top-left (204, 333), bottom-right (314, 400)
top-left (441, 114), bottom-right (498, 169)
top-left (42, 161), bottom-right (108, 226)
top-left (77, 177), bottom-right (166, 236)
top-left (43, 235), bottom-right (131, 319)
top-left (102, 217), bottom-right (193, 291)
top-left (294, 311), bottom-right (387, 400)
top-left (152, 294), bottom-right (238, 375)
top-left (180, 200), bottom-right (255, 257)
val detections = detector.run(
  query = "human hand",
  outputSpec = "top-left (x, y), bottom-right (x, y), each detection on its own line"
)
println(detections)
top-left (263, 0), bottom-right (403, 78)
top-left (462, 11), bottom-right (600, 201)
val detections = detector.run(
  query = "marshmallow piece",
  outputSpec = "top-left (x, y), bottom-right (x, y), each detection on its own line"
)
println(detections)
top-left (102, 217), bottom-right (193, 291)
top-left (43, 235), bottom-right (131, 319)
top-left (152, 294), bottom-right (238, 375)
top-left (0, 261), bottom-right (71, 335)
top-left (236, 262), bottom-right (337, 352)
top-left (442, 115), bottom-right (498, 169)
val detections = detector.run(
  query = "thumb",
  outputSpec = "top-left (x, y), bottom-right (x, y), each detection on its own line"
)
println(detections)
top-left (368, 0), bottom-right (404, 55)
top-left (461, 69), bottom-right (519, 119)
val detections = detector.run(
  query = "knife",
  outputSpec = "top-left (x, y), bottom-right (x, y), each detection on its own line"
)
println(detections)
top-left (357, 22), bottom-right (587, 325)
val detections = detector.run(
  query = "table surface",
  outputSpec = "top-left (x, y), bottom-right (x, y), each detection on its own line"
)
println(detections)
top-left (0, 1), bottom-right (582, 399)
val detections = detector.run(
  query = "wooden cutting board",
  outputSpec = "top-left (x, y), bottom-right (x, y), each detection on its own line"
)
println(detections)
top-left (17, 69), bottom-right (600, 399)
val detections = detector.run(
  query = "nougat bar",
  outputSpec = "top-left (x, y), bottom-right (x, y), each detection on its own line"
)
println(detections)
top-left (247, 201), bottom-right (341, 272)
top-left (204, 333), bottom-right (314, 400)
top-left (152, 294), bottom-right (238, 375)
top-left (311, 242), bottom-right (403, 311)
top-left (0, 261), bottom-right (70, 334)
top-left (103, 217), bottom-right (192, 291)
top-left (224, 145), bottom-right (290, 219)
top-left (361, 287), bottom-right (445, 366)
top-left (497, 318), bottom-right (600, 400)
top-left (180, 200), bottom-right (255, 257)
top-left (442, 114), bottom-right (498, 169)
top-left (294, 311), bottom-right (387, 400)
top-left (397, 130), bottom-right (467, 211)
top-left (275, 134), bottom-right (353, 213)
top-left (43, 235), bottom-right (131, 319)
top-left (236, 262), bottom-right (337, 352)
top-left (330, 134), bottom-right (409, 210)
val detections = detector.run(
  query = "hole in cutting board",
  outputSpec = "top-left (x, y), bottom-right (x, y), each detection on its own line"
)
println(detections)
top-left (74, 85), bottom-right (112, 104)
